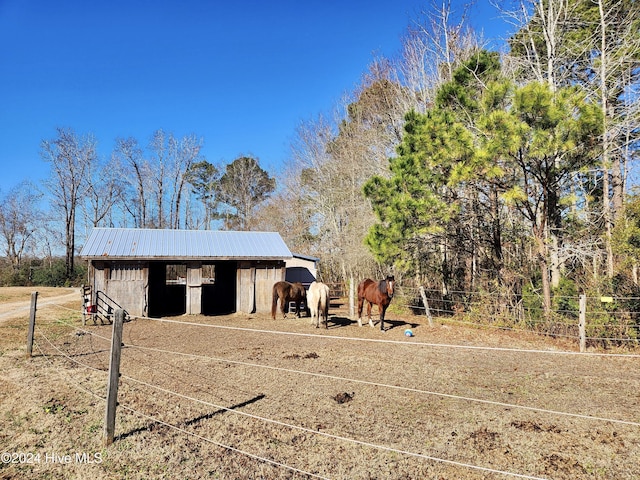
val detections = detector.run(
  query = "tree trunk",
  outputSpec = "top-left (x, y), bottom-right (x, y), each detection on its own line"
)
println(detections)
top-left (534, 229), bottom-right (552, 317)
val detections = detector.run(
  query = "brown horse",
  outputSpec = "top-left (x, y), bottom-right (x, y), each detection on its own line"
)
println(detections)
top-left (271, 281), bottom-right (307, 319)
top-left (357, 276), bottom-right (395, 331)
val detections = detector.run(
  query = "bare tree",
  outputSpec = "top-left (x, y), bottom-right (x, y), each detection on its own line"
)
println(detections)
top-left (398, 0), bottom-right (482, 110)
top-left (40, 127), bottom-right (96, 279)
top-left (82, 155), bottom-right (122, 228)
top-left (167, 133), bottom-right (204, 229)
top-left (113, 137), bottom-right (149, 227)
top-left (287, 109), bottom-right (381, 285)
top-left (148, 130), bottom-right (168, 228)
top-left (592, 0), bottom-right (640, 276)
top-left (0, 182), bottom-right (42, 275)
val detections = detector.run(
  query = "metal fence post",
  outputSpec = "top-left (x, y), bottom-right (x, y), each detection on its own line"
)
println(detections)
top-left (26, 291), bottom-right (38, 358)
top-left (104, 309), bottom-right (125, 446)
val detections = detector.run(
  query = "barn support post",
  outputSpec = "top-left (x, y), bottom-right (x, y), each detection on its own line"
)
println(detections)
top-left (104, 309), bottom-right (125, 446)
top-left (419, 286), bottom-right (434, 327)
top-left (26, 291), bottom-right (38, 358)
top-left (578, 294), bottom-right (586, 353)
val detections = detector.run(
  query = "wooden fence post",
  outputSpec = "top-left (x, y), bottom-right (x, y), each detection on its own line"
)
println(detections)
top-left (349, 276), bottom-right (355, 320)
top-left (419, 286), bottom-right (434, 327)
top-left (26, 291), bottom-right (38, 358)
top-left (578, 294), bottom-right (586, 353)
top-left (104, 309), bottom-right (125, 446)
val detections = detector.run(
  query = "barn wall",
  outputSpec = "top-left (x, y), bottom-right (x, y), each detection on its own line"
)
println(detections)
top-left (90, 261), bottom-right (148, 317)
top-left (255, 262), bottom-right (286, 313)
top-left (186, 261), bottom-right (202, 315)
top-left (89, 258), bottom-right (288, 317)
top-left (237, 262), bottom-right (255, 313)
top-left (285, 257), bottom-right (318, 284)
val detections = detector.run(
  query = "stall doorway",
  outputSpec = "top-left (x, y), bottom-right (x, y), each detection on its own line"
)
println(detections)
top-left (148, 262), bottom-right (187, 317)
top-left (202, 261), bottom-right (237, 315)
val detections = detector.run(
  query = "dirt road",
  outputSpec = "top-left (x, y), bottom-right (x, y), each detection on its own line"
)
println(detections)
top-left (0, 287), bottom-right (79, 323)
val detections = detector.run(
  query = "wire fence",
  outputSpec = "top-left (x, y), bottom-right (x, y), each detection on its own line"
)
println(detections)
top-left (391, 286), bottom-right (640, 349)
top-left (15, 296), bottom-right (640, 479)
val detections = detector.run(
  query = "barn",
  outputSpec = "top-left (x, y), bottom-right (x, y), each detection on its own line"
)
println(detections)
top-left (79, 227), bottom-right (296, 318)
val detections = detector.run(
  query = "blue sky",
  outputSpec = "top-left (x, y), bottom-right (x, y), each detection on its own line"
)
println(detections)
top-left (0, 0), bottom-right (511, 194)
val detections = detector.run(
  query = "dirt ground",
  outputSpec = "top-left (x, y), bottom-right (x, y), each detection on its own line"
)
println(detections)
top-left (1, 287), bottom-right (639, 479)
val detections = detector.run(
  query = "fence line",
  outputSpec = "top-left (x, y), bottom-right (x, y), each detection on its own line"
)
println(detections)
top-left (25, 296), bottom-right (640, 478)
top-left (31, 327), bottom-right (329, 479)
top-left (31, 323), bottom-right (550, 479)
top-left (122, 341), bottom-right (640, 427)
top-left (138, 314), bottom-right (640, 358)
top-left (23, 298), bottom-right (640, 478)
top-left (33, 330), bottom-right (106, 398)
top-left (410, 309), bottom-right (640, 343)
top-left (398, 287), bottom-right (640, 350)
top-left (36, 312), bottom-right (640, 426)
top-left (53, 294), bottom-right (640, 351)
top-left (46, 301), bottom-right (640, 358)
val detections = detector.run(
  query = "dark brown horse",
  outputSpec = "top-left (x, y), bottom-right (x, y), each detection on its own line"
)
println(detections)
top-left (271, 281), bottom-right (307, 319)
top-left (357, 276), bottom-right (395, 331)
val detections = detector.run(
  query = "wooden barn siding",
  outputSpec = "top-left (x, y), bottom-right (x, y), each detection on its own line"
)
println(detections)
top-left (90, 261), bottom-right (148, 317)
top-left (255, 262), bottom-right (285, 313)
top-left (186, 261), bottom-right (202, 315)
top-left (90, 259), bottom-right (286, 317)
top-left (237, 261), bottom-right (285, 314)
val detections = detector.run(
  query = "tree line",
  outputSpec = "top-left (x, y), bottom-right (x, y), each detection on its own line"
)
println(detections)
top-left (1, 0), bottom-right (639, 318)
top-left (0, 131), bottom-right (276, 285)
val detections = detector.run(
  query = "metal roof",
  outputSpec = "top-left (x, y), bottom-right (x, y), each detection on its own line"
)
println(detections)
top-left (80, 228), bottom-right (293, 260)
top-left (291, 253), bottom-right (320, 263)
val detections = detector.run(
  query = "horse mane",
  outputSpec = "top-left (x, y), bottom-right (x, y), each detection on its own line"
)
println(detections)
top-left (377, 280), bottom-right (387, 294)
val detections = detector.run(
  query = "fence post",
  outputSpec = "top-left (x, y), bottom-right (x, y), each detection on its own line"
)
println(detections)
top-left (104, 309), bottom-right (125, 446)
top-left (578, 294), bottom-right (586, 353)
top-left (349, 276), bottom-right (355, 320)
top-left (419, 286), bottom-right (434, 327)
top-left (26, 291), bottom-right (38, 358)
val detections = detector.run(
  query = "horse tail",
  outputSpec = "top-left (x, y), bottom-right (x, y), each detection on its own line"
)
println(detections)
top-left (271, 283), bottom-right (279, 319)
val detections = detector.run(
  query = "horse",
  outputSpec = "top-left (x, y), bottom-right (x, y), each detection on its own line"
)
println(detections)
top-left (357, 276), bottom-right (395, 331)
top-left (307, 281), bottom-right (330, 328)
top-left (271, 281), bottom-right (307, 319)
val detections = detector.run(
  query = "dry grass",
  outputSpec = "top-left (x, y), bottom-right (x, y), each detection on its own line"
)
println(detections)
top-left (1, 287), bottom-right (639, 479)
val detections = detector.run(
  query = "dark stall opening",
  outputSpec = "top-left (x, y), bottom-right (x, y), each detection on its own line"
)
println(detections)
top-left (148, 262), bottom-right (186, 317)
top-left (202, 261), bottom-right (237, 315)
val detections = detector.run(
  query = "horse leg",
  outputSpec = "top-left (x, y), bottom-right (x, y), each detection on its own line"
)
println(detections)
top-left (271, 290), bottom-right (279, 319)
top-left (323, 302), bottom-right (328, 329)
top-left (367, 302), bottom-right (375, 328)
top-left (281, 295), bottom-right (288, 319)
top-left (380, 304), bottom-right (388, 331)
top-left (310, 301), bottom-right (318, 328)
top-left (357, 296), bottom-right (364, 327)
